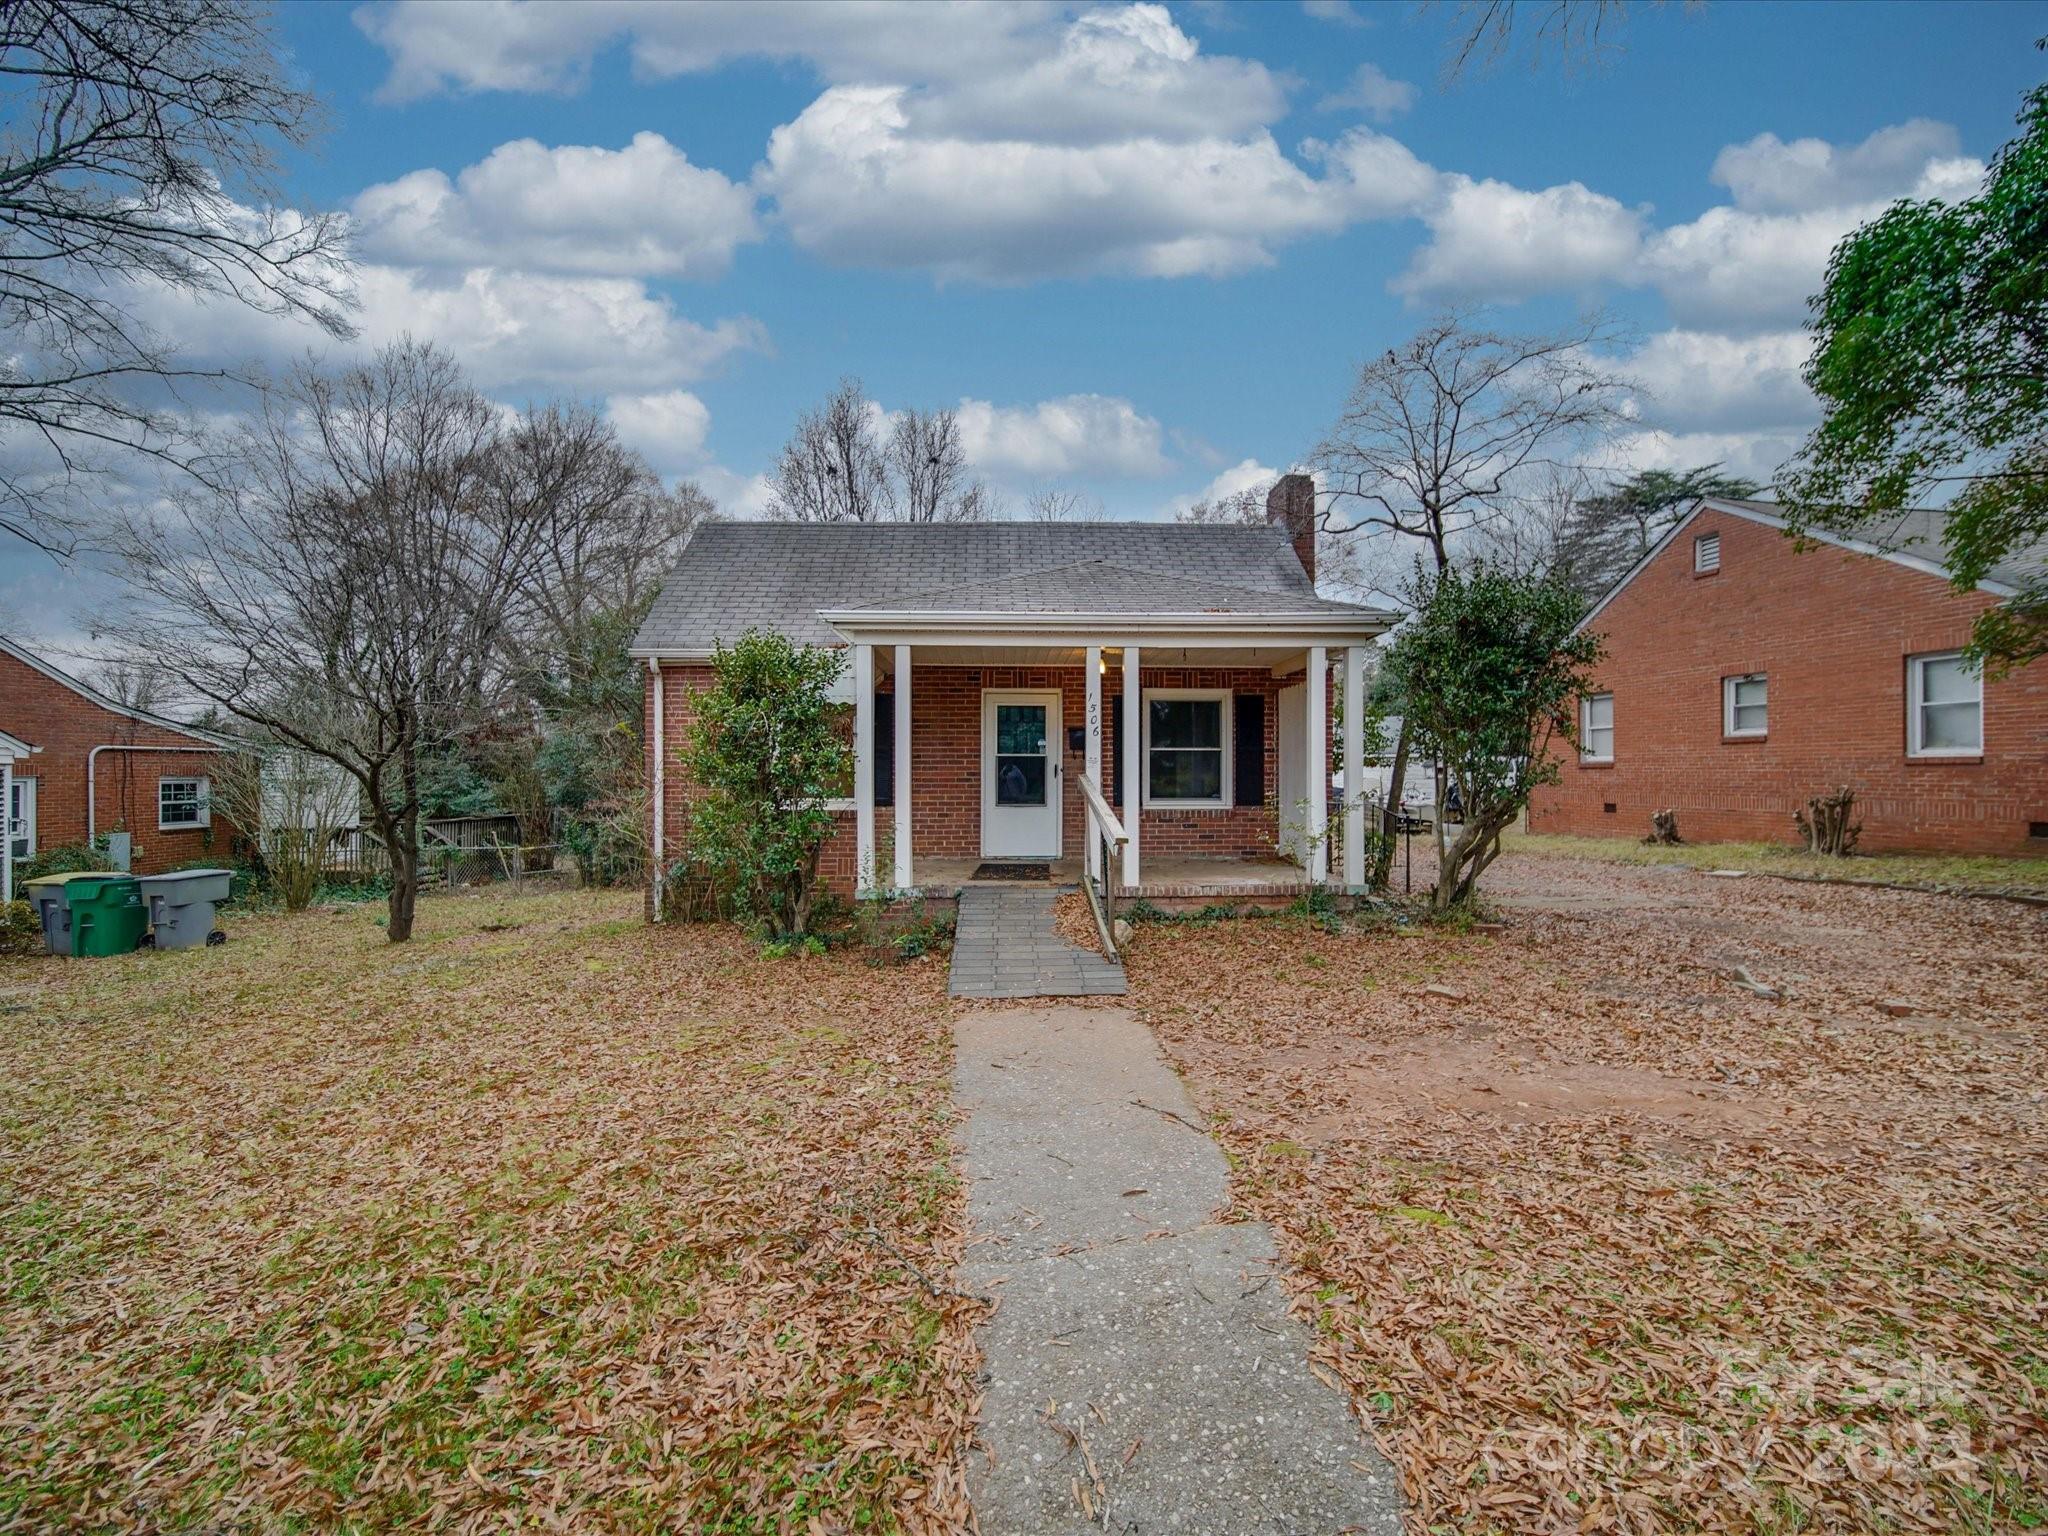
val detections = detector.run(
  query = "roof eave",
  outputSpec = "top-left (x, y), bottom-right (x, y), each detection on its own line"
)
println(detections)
top-left (818, 607), bottom-right (1395, 635)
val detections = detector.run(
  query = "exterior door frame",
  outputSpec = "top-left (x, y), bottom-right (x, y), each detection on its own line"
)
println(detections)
top-left (6, 774), bottom-right (33, 861)
top-left (979, 688), bottom-right (1064, 860)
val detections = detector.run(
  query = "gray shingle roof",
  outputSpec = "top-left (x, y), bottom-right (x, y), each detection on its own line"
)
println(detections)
top-left (632, 520), bottom-right (1370, 652)
top-left (1716, 499), bottom-right (2046, 591)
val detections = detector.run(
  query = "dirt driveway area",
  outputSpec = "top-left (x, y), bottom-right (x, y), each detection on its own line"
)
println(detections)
top-left (1125, 852), bottom-right (2047, 1534)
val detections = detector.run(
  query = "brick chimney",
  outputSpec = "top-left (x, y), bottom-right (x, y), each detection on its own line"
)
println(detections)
top-left (1266, 473), bottom-right (1317, 587)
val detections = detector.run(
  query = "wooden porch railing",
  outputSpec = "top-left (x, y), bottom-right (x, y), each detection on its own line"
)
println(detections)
top-left (1078, 775), bottom-right (1129, 960)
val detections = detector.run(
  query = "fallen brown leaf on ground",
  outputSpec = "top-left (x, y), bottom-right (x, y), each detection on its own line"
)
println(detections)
top-left (1126, 852), bottom-right (2048, 1535)
top-left (0, 889), bottom-right (983, 1534)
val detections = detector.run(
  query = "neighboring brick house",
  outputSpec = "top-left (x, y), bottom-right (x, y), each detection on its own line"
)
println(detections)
top-left (1531, 497), bottom-right (2048, 856)
top-left (632, 476), bottom-right (1395, 909)
top-left (0, 636), bottom-right (240, 882)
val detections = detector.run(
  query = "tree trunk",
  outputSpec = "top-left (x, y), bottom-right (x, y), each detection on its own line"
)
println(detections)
top-left (387, 742), bottom-right (422, 943)
top-left (1370, 717), bottom-right (1412, 889)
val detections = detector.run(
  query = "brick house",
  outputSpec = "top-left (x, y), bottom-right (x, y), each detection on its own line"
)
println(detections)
top-left (1531, 497), bottom-right (2048, 856)
top-left (1, 636), bottom-right (239, 893)
top-left (632, 477), bottom-right (1395, 909)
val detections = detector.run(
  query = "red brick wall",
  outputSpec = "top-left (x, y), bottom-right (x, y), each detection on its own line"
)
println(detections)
top-left (0, 648), bottom-right (234, 874)
top-left (647, 658), bottom-right (1338, 901)
top-left (1529, 507), bottom-right (2048, 856)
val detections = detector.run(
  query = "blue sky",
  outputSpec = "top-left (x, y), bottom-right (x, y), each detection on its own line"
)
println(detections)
top-left (7, 0), bottom-right (2045, 645)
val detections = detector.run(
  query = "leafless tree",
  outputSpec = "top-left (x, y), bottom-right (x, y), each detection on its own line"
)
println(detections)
top-left (1177, 484), bottom-right (1270, 525)
top-left (207, 743), bottom-right (358, 911)
top-left (768, 377), bottom-right (894, 522)
top-left (497, 403), bottom-right (709, 709)
top-left (770, 379), bottom-right (996, 523)
top-left (0, 0), bottom-right (354, 554)
top-left (101, 340), bottom-right (554, 943)
top-left (1436, 0), bottom-right (1646, 81)
top-left (1026, 488), bottom-right (1103, 522)
top-left (888, 406), bottom-right (992, 522)
top-left (1314, 309), bottom-right (1634, 885)
top-left (1474, 463), bottom-right (1594, 582)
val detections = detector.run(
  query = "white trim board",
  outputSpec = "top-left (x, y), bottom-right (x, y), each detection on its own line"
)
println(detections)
top-left (1574, 498), bottom-right (2016, 637)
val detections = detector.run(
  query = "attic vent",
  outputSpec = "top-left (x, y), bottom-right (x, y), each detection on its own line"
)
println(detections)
top-left (1694, 532), bottom-right (1722, 573)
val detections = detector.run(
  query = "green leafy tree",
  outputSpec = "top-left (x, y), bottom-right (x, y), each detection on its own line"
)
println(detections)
top-left (1556, 464), bottom-right (1760, 599)
top-left (1781, 80), bottom-right (2048, 673)
top-left (681, 631), bottom-right (851, 938)
top-left (1388, 562), bottom-right (1602, 911)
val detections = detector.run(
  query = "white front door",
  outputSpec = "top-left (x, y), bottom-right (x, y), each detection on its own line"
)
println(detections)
top-left (982, 690), bottom-right (1062, 859)
top-left (7, 775), bottom-right (33, 861)
top-left (1275, 683), bottom-right (1307, 867)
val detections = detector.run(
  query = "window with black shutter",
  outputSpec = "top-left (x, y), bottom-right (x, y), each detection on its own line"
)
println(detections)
top-left (874, 690), bottom-right (894, 801)
top-left (1233, 693), bottom-right (1266, 807)
top-left (1110, 703), bottom-right (1123, 808)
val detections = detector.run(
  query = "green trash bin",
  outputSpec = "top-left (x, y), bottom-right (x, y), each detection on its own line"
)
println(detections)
top-left (66, 874), bottom-right (148, 958)
top-left (23, 871), bottom-right (126, 956)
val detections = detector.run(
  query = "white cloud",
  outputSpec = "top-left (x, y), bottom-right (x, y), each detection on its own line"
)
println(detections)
top-left (355, 0), bottom-right (1060, 101)
top-left (1164, 456), bottom-right (1281, 516)
top-left (353, 267), bottom-right (765, 391)
top-left (1618, 330), bottom-right (1814, 435)
top-left (353, 133), bottom-right (758, 279)
top-left (1396, 175), bottom-right (1644, 302)
top-left (955, 394), bottom-right (1170, 477)
top-left (763, 84), bottom-right (1434, 281)
top-left (1318, 62), bottom-right (1415, 121)
top-left (1711, 118), bottom-right (1965, 213)
top-left (696, 463), bottom-right (777, 518)
top-left (1609, 427), bottom-right (1805, 489)
top-left (1640, 204), bottom-right (1868, 330)
top-left (607, 389), bottom-right (712, 471)
top-left (1301, 0), bottom-right (1370, 26)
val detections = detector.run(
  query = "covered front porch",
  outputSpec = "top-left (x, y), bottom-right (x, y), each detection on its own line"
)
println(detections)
top-left (829, 606), bottom-right (1395, 904)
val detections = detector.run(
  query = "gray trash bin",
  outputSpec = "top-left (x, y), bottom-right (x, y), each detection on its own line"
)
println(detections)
top-left (136, 869), bottom-right (234, 950)
top-left (23, 871), bottom-right (124, 956)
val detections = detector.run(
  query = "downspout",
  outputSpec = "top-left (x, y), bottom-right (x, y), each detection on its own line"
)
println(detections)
top-left (88, 743), bottom-right (227, 843)
top-left (648, 658), bottom-right (666, 916)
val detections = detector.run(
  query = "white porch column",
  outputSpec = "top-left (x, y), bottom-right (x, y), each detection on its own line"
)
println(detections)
top-left (1306, 645), bottom-right (1328, 883)
top-left (1121, 644), bottom-right (1141, 890)
top-left (1084, 645), bottom-right (1103, 882)
top-left (892, 644), bottom-right (913, 893)
top-left (1, 757), bottom-right (12, 907)
top-left (853, 642), bottom-right (876, 895)
top-left (1342, 645), bottom-right (1366, 891)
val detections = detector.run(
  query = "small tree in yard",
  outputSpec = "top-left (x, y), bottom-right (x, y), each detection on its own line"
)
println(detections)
top-left (1389, 562), bottom-right (1601, 911)
top-left (681, 631), bottom-right (851, 939)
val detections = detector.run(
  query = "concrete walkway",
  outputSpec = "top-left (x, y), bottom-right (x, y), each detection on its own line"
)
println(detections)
top-left (955, 1004), bottom-right (1401, 1534)
top-left (949, 886), bottom-right (1127, 1000)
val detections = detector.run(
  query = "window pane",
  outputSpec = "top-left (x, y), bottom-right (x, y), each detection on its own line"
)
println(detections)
top-left (1583, 694), bottom-right (1612, 731)
top-left (1731, 704), bottom-right (1767, 733)
top-left (1732, 676), bottom-right (1766, 709)
top-left (1583, 724), bottom-right (1613, 757)
top-left (1919, 656), bottom-right (1975, 706)
top-left (994, 754), bottom-right (1047, 805)
top-left (996, 704), bottom-right (1047, 755)
top-left (1149, 698), bottom-right (1220, 750)
top-left (1920, 700), bottom-right (1981, 751)
top-left (1149, 748), bottom-right (1221, 801)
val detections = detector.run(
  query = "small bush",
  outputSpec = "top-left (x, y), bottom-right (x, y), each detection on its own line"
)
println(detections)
top-left (0, 899), bottom-right (39, 955)
top-left (17, 840), bottom-right (108, 883)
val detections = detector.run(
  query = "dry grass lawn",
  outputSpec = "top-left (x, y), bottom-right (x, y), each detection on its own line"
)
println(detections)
top-left (1127, 854), bottom-right (2048, 1534)
top-left (0, 888), bottom-right (981, 1535)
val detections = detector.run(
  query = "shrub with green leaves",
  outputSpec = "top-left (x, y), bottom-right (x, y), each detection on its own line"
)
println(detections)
top-left (1389, 561), bottom-right (1602, 911)
top-left (680, 630), bottom-right (852, 938)
top-left (0, 898), bottom-right (39, 955)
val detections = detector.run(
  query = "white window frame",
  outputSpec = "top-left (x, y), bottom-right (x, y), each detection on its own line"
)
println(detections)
top-left (1722, 673), bottom-right (1768, 738)
top-left (1141, 688), bottom-right (1232, 809)
top-left (1907, 651), bottom-right (1983, 759)
top-left (7, 775), bottom-right (33, 860)
top-left (1694, 532), bottom-right (1721, 573)
top-left (1579, 693), bottom-right (1614, 763)
top-left (158, 775), bottom-right (210, 831)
